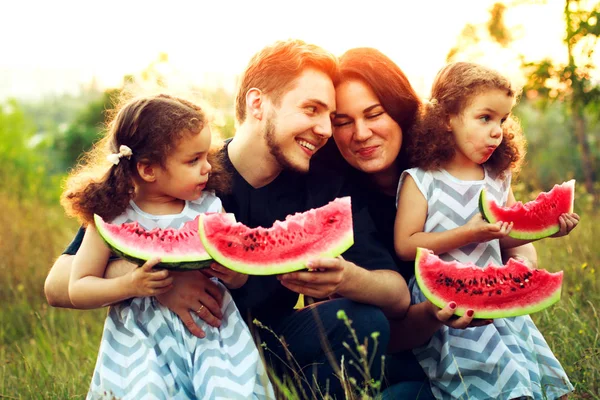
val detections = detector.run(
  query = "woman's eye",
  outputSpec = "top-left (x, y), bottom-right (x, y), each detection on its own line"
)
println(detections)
top-left (500, 117), bottom-right (507, 125)
top-left (479, 115), bottom-right (491, 122)
top-left (366, 112), bottom-right (384, 119)
top-left (333, 120), bottom-right (351, 127)
top-left (189, 157), bottom-right (199, 164)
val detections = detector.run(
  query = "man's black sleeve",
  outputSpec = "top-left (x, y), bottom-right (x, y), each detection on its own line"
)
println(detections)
top-left (63, 226), bottom-right (85, 255)
top-left (62, 226), bottom-right (120, 262)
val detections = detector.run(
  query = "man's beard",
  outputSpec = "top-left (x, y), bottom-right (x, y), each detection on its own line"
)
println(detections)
top-left (264, 115), bottom-right (309, 174)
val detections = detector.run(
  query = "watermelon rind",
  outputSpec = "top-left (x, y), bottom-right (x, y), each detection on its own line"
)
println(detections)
top-left (94, 214), bottom-right (230, 270)
top-left (479, 180), bottom-right (575, 240)
top-left (415, 247), bottom-right (563, 319)
top-left (198, 198), bottom-right (355, 275)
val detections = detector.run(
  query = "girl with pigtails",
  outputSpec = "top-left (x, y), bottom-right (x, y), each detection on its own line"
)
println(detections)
top-left (394, 62), bottom-right (578, 399)
top-left (61, 94), bottom-right (273, 399)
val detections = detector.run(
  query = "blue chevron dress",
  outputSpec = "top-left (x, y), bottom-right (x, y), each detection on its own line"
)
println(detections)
top-left (399, 168), bottom-right (573, 400)
top-left (87, 192), bottom-right (274, 400)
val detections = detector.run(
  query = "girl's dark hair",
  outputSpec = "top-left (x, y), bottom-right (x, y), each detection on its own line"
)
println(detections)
top-left (336, 47), bottom-right (422, 171)
top-left (410, 62), bottom-right (526, 177)
top-left (61, 94), bottom-right (230, 225)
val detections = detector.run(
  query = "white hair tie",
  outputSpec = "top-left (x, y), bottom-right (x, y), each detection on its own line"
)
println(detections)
top-left (107, 145), bottom-right (133, 165)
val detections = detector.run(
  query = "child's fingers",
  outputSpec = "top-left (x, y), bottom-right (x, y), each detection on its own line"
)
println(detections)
top-left (499, 221), bottom-right (513, 236)
top-left (149, 276), bottom-right (173, 288)
top-left (141, 257), bottom-right (162, 271)
top-left (152, 285), bottom-right (173, 295)
top-left (148, 269), bottom-right (169, 280)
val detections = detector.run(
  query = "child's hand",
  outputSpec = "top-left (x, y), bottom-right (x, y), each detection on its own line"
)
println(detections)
top-left (551, 213), bottom-right (580, 238)
top-left (465, 213), bottom-right (513, 243)
top-left (128, 258), bottom-right (173, 297)
top-left (203, 262), bottom-right (248, 289)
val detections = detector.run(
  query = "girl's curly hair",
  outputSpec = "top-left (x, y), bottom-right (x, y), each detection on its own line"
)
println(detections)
top-left (61, 94), bottom-right (231, 226)
top-left (409, 62), bottom-right (526, 177)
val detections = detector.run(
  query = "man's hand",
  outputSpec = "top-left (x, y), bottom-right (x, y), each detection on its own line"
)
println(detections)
top-left (202, 262), bottom-right (248, 289)
top-left (277, 256), bottom-right (349, 298)
top-left (155, 270), bottom-right (224, 338)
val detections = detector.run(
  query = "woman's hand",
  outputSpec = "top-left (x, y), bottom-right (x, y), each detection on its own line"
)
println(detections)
top-left (465, 214), bottom-right (513, 243)
top-left (155, 270), bottom-right (224, 338)
top-left (127, 258), bottom-right (173, 297)
top-left (427, 300), bottom-right (493, 329)
top-left (277, 256), bottom-right (347, 299)
top-left (202, 262), bottom-right (248, 289)
top-left (551, 213), bottom-right (580, 237)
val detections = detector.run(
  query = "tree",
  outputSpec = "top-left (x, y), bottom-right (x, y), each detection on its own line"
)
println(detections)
top-left (522, 0), bottom-right (600, 202)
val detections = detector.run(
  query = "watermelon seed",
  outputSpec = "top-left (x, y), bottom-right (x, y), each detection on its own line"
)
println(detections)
top-left (511, 287), bottom-right (517, 292)
top-left (227, 242), bottom-right (232, 247)
top-left (496, 290), bottom-right (502, 295)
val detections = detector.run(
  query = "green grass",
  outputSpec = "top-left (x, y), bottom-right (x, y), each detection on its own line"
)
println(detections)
top-left (1, 192), bottom-right (599, 399)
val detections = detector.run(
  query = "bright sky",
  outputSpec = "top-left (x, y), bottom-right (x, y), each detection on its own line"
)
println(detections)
top-left (0, 0), bottom-right (579, 101)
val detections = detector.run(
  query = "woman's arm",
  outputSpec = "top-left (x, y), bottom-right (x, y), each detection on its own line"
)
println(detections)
top-left (388, 300), bottom-right (492, 352)
top-left (395, 175), bottom-right (512, 260)
top-left (68, 226), bottom-right (172, 309)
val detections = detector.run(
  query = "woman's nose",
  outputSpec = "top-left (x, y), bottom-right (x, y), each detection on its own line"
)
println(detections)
top-left (353, 120), bottom-right (372, 142)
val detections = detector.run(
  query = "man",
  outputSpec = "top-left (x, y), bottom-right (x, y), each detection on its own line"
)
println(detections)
top-left (45, 39), bottom-right (410, 397)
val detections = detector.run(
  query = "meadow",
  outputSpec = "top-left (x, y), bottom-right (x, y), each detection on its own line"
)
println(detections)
top-left (0, 183), bottom-right (598, 399)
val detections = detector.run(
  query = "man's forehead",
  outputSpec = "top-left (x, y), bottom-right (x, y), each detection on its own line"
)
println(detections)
top-left (283, 69), bottom-right (336, 110)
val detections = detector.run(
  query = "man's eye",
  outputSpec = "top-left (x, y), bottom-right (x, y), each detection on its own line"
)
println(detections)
top-left (479, 115), bottom-right (490, 122)
top-left (306, 106), bottom-right (317, 114)
top-left (189, 157), bottom-right (199, 164)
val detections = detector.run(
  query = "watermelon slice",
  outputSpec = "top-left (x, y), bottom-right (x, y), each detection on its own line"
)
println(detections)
top-left (198, 197), bottom-right (354, 275)
top-left (94, 213), bottom-right (235, 270)
top-left (415, 248), bottom-right (563, 319)
top-left (479, 180), bottom-right (575, 240)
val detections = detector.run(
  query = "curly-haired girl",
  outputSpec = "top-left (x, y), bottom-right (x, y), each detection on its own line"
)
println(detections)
top-left (394, 62), bottom-right (578, 399)
top-left (62, 94), bottom-right (273, 399)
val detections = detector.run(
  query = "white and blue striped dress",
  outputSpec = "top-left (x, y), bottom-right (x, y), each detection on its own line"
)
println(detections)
top-left (87, 192), bottom-right (274, 400)
top-left (399, 168), bottom-right (573, 400)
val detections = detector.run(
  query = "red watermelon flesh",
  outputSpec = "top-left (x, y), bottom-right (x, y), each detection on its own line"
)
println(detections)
top-left (198, 197), bottom-right (354, 275)
top-left (415, 248), bottom-right (563, 319)
top-left (479, 180), bottom-right (575, 240)
top-left (94, 213), bottom-right (235, 270)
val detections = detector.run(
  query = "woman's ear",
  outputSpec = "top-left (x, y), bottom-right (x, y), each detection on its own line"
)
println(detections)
top-left (246, 88), bottom-right (264, 120)
top-left (136, 161), bottom-right (157, 183)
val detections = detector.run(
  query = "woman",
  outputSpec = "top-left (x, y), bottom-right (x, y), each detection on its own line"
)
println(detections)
top-left (318, 47), bottom-right (538, 399)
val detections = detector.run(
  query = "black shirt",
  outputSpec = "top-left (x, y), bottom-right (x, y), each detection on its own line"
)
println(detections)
top-left (63, 141), bottom-right (399, 325)
top-left (216, 143), bottom-right (398, 324)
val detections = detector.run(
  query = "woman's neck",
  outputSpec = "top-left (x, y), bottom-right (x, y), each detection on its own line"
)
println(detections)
top-left (370, 163), bottom-right (401, 197)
